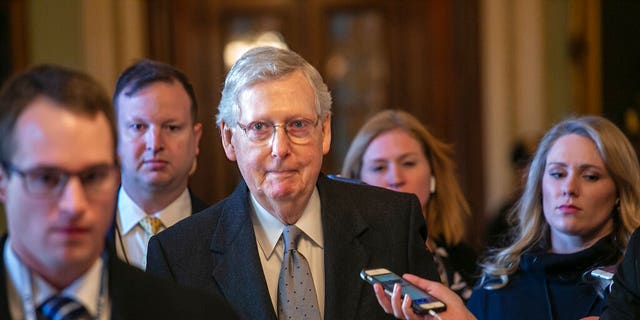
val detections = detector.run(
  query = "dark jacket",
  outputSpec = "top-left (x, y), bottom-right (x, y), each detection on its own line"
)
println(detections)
top-left (602, 227), bottom-right (640, 319)
top-left (432, 239), bottom-right (478, 301)
top-left (468, 235), bottom-right (620, 320)
top-left (0, 235), bottom-right (236, 319)
top-left (146, 174), bottom-right (440, 320)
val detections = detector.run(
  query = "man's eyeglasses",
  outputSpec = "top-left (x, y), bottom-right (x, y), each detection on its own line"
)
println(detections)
top-left (236, 117), bottom-right (320, 144)
top-left (4, 163), bottom-right (118, 199)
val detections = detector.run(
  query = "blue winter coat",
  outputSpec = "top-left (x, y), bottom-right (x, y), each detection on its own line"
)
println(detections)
top-left (468, 235), bottom-right (620, 320)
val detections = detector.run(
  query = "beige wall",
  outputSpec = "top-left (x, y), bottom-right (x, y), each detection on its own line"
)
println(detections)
top-left (27, 0), bottom-right (147, 92)
top-left (29, 1), bottom-right (84, 70)
top-left (481, 0), bottom-right (587, 217)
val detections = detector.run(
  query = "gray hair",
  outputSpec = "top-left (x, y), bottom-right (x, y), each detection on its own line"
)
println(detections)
top-left (216, 46), bottom-right (332, 127)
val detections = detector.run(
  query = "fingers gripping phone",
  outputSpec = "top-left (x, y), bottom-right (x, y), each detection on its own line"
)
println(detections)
top-left (361, 268), bottom-right (446, 314)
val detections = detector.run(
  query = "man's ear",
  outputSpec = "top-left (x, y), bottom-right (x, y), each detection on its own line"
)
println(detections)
top-left (193, 122), bottom-right (203, 156)
top-left (220, 121), bottom-right (237, 161)
top-left (321, 113), bottom-right (332, 155)
top-left (0, 167), bottom-right (7, 203)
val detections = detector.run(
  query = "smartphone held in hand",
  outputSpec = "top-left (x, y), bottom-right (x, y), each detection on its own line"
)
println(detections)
top-left (361, 268), bottom-right (447, 314)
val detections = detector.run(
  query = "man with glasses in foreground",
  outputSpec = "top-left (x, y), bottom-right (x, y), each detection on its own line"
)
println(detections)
top-left (147, 46), bottom-right (439, 319)
top-left (0, 65), bottom-right (235, 319)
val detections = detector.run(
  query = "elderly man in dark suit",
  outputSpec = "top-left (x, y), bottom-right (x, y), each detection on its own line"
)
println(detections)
top-left (0, 65), bottom-right (235, 319)
top-left (146, 46), bottom-right (439, 320)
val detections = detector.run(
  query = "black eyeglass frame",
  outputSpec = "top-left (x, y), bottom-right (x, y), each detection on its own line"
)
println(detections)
top-left (2, 162), bottom-right (119, 198)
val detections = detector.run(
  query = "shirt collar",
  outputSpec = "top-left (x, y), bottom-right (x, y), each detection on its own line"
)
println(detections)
top-left (55, 257), bottom-right (104, 316)
top-left (250, 188), bottom-right (324, 259)
top-left (5, 237), bottom-right (105, 316)
top-left (117, 187), bottom-right (191, 234)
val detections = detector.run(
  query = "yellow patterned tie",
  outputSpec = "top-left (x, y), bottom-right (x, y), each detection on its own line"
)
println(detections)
top-left (139, 216), bottom-right (164, 236)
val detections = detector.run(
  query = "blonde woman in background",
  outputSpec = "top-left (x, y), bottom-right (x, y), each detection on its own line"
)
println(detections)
top-left (342, 109), bottom-right (477, 300)
top-left (468, 116), bottom-right (640, 320)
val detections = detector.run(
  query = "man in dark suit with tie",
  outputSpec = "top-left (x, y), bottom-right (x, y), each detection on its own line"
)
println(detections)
top-left (108, 60), bottom-right (206, 269)
top-left (0, 65), bottom-right (235, 319)
top-left (146, 46), bottom-right (439, 319)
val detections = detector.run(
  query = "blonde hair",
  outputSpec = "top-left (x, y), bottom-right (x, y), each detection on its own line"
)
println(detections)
top-left (481, 116), bottom-right (640, 279)
top-left (341, 110), bottom-right (471, 245)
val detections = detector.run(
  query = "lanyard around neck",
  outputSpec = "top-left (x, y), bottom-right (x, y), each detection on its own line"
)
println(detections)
top-left (19, 253), bottom-right (108, 320)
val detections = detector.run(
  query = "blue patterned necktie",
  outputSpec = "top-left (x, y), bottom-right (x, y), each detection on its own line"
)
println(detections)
top-left (277, 225), bottom-right (321, 320)
top-left (37, 295), bottom-right (91, 320)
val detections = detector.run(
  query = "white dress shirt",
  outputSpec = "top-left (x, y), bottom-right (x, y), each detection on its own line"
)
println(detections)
top-left (5, 237), bottom-right (110, 320)
top-left (115, 187), bottom-right (192, 269)
top-left (250, 188), bottom-right (325, 318)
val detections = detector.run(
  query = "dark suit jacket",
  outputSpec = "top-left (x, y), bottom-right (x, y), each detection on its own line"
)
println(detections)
top-left (147, 174), bottom-right (439, 320)
top-left (602, 227), bottom-right (640, 319)
top-left (106, 188), bottom-right (207, 255)
top-left (0, 236), bottom-right (236, 319)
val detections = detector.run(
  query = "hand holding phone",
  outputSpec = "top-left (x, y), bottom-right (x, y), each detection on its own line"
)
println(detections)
top-left (361, 268), bottom-right (446, 314)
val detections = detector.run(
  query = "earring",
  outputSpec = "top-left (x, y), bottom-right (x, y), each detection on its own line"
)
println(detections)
top-left (430, 176), bottom-right (436, 194)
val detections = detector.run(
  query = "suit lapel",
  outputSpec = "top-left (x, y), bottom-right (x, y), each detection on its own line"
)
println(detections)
top-left (318, 176), bottom-right (371, 320)
top-left (108, 249), bottom-right (130, 320)
top-left (207, 177), bottom-right (373, 320)
top-left (106, 190), bottom-right (119, 258)
top-left (0, 237), bottom-right (12, 320)
top-left (188, 189), bottom-right (209, 213)
top-left (209, 182), bottom-right (276, 320)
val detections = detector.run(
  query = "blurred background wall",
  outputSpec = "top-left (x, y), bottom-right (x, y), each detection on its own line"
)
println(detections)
top-left (1, 0), bottom-right (638, 248)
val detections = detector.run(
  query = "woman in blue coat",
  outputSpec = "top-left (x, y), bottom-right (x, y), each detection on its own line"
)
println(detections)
top-left (468, 116), bottom-right (640, 320)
